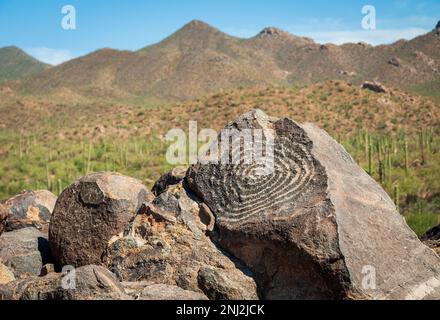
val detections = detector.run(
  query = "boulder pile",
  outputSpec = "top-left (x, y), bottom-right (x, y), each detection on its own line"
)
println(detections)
top-left (1, 109), bottom-right (440, 300)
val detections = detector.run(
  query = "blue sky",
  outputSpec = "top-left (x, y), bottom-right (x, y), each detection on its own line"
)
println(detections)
top-left (0, 0), bottom-right (438, 65)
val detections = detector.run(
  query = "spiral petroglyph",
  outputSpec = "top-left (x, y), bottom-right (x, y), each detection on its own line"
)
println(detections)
top-left (203, 136), bottom-right (316, 223)
top-left (186, 109), bottom-right (323, 225)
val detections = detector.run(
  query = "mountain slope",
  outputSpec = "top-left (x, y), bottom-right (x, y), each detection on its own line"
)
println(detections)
top-left (11, 20), bottom-right (440, 101)
top-left (0, 46), bottom-right (50, 83)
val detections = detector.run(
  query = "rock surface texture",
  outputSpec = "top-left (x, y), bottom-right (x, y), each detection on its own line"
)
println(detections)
top-left (0, 228), bottom-right (51, 277)
top-left (103, 183), bottom-right (258, 300)
top-left (1, 190), bottom-right (56, 233)
top-left (49, 172), bottom-right (152, 267)
top-left (0, 265), bottom-right (130, 300)
top-left (186, 109), bottom-right (440, 300)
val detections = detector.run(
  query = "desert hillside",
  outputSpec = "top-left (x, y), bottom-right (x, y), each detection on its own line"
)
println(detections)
top-left (0, 80), bottom-right (439, 235)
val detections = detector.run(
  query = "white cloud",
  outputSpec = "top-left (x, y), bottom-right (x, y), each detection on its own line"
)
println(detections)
top-left (299, 27), bottom-right (429, 45)
top-left (25, 47), bottom-right (74, 65)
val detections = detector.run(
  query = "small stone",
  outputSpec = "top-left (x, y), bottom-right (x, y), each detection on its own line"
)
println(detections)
top-left (152, 166), bottom-right (188, 196)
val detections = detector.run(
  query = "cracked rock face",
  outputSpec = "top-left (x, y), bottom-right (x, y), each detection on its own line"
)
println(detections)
top-left (1, 190), bottom-right (57, 234)
top-left (186, 109), bottom-right (440, 300)
top-left (103, 183), bottom-right (258, 300)
top-left (49, 172), bottom-right (152, 268)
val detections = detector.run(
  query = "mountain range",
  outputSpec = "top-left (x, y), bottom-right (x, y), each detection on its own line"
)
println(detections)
top-left (1, 19), bottom-right (439, 101)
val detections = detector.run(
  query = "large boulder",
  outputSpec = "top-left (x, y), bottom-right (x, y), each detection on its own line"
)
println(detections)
top-left (1, 190), bottom-right (57, 233)
top-left (0, 228), bottom-right (51, 277)
top-left (103, 183), bottom-right (258, 300)
top-left (0, 265), bottom-right (130, 300)
top-left (186, 109), bottom-right (440, 300)
top-left (49, 172), bottom-right (152, 268)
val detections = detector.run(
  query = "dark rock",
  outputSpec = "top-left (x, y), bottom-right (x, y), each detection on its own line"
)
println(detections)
top-left (49, 172), bottom-right (152, 267)
top-left (2, 190), bottom-right (56, 233)
top-left (1, 265), bottom-right (130, 300)
top-left (104, 183), bottom-right (258, 299)
top-left (123, 282), bottom-right (208, 300)
top-left (388, 57), bottom-right (401, 67)
top-left (0, 228), bottom-right (51, 277)
top-left (436, 20), bottom-right (440, 30)
top-left (421, 224), bottom-right (440, 255)
top-left (361, 81), bottom-right (388, 93)
top-left (186, 109), bottom-right (440, 300)
top-left (151, 166), bottom-right (187, 196)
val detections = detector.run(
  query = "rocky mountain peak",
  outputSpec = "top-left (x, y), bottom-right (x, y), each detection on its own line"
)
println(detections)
top-left (258, 27), bottom-right (290, 38)
top-left (181, 19), bottom-right (217, 32)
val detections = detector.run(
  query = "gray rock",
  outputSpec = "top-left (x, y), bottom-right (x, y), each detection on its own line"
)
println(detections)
top-left (186, 109), bottom-right (440, 300)
top-left (0, 228), bottom-right (51, 277)
top-left (49, 172), bottom-right (152, 267)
